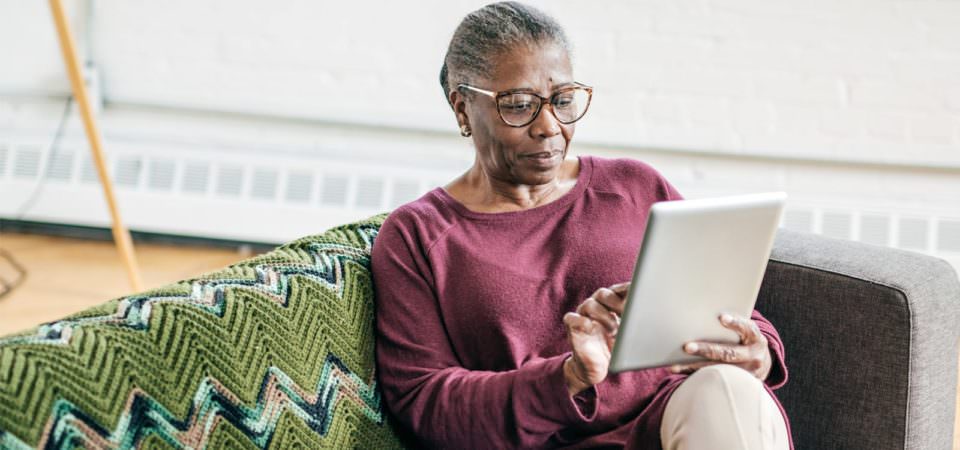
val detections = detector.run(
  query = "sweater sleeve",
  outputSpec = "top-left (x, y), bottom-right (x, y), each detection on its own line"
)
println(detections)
top-left (750, 309), bottom-right (789, 389)
top-left (371, 213), bottom-right (597, 449)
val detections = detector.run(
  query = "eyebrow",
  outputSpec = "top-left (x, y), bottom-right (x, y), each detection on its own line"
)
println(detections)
top-left (502, 82), bottom-right (577, 95)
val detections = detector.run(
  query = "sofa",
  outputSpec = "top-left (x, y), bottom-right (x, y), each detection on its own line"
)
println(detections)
top-left (0, 214), bottom-right (958, 449)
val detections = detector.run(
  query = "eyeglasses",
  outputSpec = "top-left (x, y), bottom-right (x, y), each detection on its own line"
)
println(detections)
top-left (457, 82), bottom-right (593, 127)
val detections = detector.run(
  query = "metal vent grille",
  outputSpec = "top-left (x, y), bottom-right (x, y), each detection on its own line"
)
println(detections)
top-left (80, 155), bottom-right (99, 183)
top-left (821, 212), bottom-right (851, 240)
top-left (181, 162), bottom-right (210, 194)
top-left (859, 214), bottom-right (890, 246)
top-left (898, 217), bottom-right (928, 251)
top-left (115, 157), bottom-right (142, 187)
top-left (215, 165), bottom-right (244, 197)
top-left (355, 176), bottom-right (384, 210)
top-left (938, 220), bottom-right (960, 253)
top-left (0, 149), bottom-right (444, 246)
top-left (250, 168), bottom-right (278, 200)
top-left (0, 145), bottom-right (9, 177)
top-left (0, 134), bottom-right (954, 271)
top-left (45, 151), bottom-right (75, 182)
top-left (320, 174), bottom-right (349, 206)
top-left (391, 178), bottom-right (422, 208)
top-left (285, 171), bottom-right (313, 203)
top-left (148, 159), bottom-right (176, 191)
top-left (783, 210), bottom-right (813, 232)
top-left (13, 147), bottom-right (41, 178)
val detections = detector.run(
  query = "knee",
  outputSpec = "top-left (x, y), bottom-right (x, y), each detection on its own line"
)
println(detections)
top-left (665, 364), bottom-right (766, 421)
top-left (661, 365), bottom-right (789, 450)
top-left (682, 364), bottom-right (761, 397)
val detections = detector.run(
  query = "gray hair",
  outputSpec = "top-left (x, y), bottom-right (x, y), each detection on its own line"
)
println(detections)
top-left (440, 1), bottom-right (572, 107)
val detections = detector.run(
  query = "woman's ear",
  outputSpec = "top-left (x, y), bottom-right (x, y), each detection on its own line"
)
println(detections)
top-left (449, 89), bottom-right (470, 128)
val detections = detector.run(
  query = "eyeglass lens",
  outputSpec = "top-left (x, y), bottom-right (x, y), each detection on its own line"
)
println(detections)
top-left (497, 87), bottom-right (590, 126)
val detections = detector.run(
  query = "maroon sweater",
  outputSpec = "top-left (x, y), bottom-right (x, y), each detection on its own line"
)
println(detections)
top-left (371, 155), bottom-right (790, 449)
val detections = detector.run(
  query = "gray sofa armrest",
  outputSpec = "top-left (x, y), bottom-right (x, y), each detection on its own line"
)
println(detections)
top-left (755, 229), bottom-right (960, 450)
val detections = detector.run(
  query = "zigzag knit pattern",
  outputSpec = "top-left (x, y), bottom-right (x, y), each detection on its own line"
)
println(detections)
top-left (0, 214), bottom-right (407, 449)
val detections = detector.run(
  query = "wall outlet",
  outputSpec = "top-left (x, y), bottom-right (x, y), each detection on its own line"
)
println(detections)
top-left (82, 63), bottom-right (104, 115)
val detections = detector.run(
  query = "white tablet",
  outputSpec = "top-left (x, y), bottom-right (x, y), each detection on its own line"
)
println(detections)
top-left (608, 192), bottom-right (787, 373)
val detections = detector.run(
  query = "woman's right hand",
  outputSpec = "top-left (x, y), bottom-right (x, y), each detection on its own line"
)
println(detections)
top-left (562, 282), bottom-right (630, 396)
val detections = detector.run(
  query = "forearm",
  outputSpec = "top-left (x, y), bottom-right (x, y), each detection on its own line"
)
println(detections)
top-left (382, 354), bottom-right (597, 448)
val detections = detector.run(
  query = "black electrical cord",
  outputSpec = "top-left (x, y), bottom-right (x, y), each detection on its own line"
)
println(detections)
top-left (13, 95), bottom-right (74, 220)
top-left (0, 96), bottom-right (73, 300)
top-left (0, 249), bottom-right (27, 300)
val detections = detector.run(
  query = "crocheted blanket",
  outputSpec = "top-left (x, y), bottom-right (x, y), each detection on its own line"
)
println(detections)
top-left (0, 214), bottom-right (406, 449)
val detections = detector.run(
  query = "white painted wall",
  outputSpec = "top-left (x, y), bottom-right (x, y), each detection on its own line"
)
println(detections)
top-left (4, 0), bottom-right (958, 164)
top-left (0, 0), bottom-right (958, 266)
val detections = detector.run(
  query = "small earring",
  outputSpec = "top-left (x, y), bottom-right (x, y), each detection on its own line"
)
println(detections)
top-left (460, 124), bottom-right (472, 138)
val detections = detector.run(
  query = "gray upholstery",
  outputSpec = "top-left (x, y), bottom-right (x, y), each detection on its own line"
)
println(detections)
top-left (756, 229), bottom-right (960, 450)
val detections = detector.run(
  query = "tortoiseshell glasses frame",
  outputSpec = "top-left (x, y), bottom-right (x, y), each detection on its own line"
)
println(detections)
top-left (457, 82), bottom-right (593, 127)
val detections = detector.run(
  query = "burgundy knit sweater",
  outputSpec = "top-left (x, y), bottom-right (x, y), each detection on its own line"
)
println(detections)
top-left (371, 155), bottom-right (790, 449)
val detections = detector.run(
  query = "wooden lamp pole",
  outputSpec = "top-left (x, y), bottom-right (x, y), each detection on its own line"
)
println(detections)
top-left (47, 0), bottom-right (144, 292)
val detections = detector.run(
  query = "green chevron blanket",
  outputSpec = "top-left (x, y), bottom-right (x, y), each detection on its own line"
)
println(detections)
top-left (0, 214), bottom-right (407, 449)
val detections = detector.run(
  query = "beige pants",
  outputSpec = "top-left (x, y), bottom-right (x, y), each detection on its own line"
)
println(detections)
top-left (660, 364), bottom-right (790, 450)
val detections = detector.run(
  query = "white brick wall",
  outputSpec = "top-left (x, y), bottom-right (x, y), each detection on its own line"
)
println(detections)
top-left (0, 0), bottom-right (960, 163)
top-left (0, 0), bottom-right (958, 266)
top-left (2, 0), bottom-right (958, 163)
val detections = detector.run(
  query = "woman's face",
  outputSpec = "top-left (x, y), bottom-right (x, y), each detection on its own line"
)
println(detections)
top-left (457, 42), bottom-right (576, 187)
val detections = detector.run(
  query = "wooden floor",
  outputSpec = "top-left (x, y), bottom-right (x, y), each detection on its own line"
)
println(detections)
top-left (0, 232), bottom-right (256, 336)
top-left (0, 232), bottom-right (958, 448)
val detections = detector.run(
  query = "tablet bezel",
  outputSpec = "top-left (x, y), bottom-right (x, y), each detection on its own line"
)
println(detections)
top-left (608, 192), bottom-right (786, 373)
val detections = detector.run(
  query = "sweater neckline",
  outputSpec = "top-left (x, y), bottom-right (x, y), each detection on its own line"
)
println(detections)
top-left (430, 155), bottom-right (594, 221)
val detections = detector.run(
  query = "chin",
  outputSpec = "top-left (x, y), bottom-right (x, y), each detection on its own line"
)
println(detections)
top-left (516, 166), bottom-right (563, 186)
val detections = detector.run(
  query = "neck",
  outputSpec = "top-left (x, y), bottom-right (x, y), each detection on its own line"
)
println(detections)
top-left (462, 158), bottom-right (567, 211)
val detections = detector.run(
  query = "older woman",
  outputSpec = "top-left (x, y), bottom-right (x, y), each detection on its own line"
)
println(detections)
top-left (371, 2), bottom-right (791, 449)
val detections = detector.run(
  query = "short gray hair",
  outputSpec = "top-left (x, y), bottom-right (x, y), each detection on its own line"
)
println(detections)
top-left (440, 1), bottom-right (572, 107)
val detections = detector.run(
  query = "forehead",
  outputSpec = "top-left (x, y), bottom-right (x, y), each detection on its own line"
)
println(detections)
top-left (485, 42), bottom-right (573, 93)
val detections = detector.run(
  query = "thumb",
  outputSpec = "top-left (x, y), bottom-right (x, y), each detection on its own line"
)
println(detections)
top-left (605, 333), bottom-right (616, 352)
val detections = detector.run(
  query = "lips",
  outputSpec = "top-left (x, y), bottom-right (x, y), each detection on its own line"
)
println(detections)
top-left (519, 151), bottom-right (561, 169)
top-left (522, 151), bottom-right (559, 159)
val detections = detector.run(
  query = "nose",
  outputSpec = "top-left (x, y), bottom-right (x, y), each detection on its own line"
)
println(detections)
top-left (528, 103), bottom-right (562, 139)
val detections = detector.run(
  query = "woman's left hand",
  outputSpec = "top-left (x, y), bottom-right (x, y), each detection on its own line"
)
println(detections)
top-left (670, 313), bottom-right (772, 381)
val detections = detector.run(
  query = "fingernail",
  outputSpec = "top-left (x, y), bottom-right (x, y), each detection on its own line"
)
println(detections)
top-left (685, 342), bottom-right (698, 353)
top-left (720, 314), bottom-right (732, 323)
top-left (670, 365), bottom-right (681, 373)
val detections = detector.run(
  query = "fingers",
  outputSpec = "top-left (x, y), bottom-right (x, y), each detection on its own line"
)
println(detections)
top-left (609, 282), bottom-right (630, 296)
top-left (563, 312), bottom-right (597, 333)
top-left (575, 300), bottom-right (619, 335)
top-left (669, 361), bottom-right (717, 374)
top-left (588, 286), bottom-right (627, 315)
top-left (719, 314), bottom-right (766, 346)
top-left (669, 315), bottom-right (770, 379)
top-left (570, 282), bottom-right (630, 337)
top-left (683, 341), bottom-right (751, 364)
top-left (564, 312), bottom-right (611, 339)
